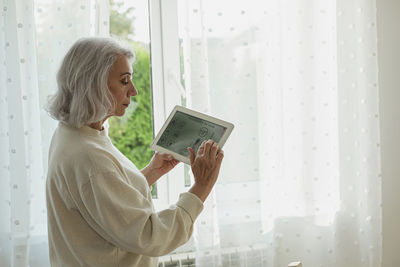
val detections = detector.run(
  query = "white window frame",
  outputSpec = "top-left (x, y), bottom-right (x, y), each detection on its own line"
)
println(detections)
top-left (149, 0), bottom-right (187, 210)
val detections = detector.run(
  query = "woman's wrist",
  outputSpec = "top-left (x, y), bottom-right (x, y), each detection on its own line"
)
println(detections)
top-left (140, 166), bottom-right (158, 187)
top-left (188, 183), bottom-right (213, 203)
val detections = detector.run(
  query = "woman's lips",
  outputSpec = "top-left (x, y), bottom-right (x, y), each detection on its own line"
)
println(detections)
top-left (123, 104), bottom-right (129, 108)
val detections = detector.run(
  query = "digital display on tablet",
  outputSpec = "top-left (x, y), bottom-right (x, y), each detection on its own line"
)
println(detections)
top-left (156, 111), bottom-right (227, 157)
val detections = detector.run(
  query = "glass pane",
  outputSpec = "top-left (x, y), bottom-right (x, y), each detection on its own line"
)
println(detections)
top-left (177, 0), bottom-right (260, 184)
top-left (108, 0), bottom-right (156, 197)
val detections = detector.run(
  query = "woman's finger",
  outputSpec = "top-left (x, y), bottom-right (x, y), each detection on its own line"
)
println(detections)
top-left (160, 153), bottom-right (173, 160)
top-left (155, 152), bottom-right (173, 161)
top-left (169, 159), bottom-right (180, 167)
top-left (203, 139), bottom-right (214, 155)
top-left (197, 140), bottom-right (207, 156)
top-left (213, 149), bottom-right (224, 173)
top-left (210, 142), bottom-right (219, 159)
top-left (188, 147), bottom-right (195, 165)
top-left (216, 149), bottom-right (224, 163)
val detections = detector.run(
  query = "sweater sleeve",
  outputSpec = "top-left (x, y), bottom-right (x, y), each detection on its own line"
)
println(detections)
top-left (78, 170), bottom-right (203, 257)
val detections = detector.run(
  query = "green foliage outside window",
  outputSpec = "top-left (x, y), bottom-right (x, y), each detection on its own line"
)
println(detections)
top-left (108, 0), bottom-right (156, 195)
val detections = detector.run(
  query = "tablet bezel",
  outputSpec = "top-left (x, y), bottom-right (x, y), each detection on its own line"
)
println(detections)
top-left (150, 105), bottom-right (234, 165)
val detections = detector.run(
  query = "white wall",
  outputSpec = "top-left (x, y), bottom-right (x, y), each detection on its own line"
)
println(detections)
top-left (376, 0), bottom-right (400, 266)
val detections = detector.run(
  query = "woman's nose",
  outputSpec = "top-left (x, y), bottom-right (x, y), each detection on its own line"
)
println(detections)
top-left (129, 82), bottom-right (138, 96)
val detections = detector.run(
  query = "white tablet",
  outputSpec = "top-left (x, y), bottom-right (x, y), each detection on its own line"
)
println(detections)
top-left (151, 105), bottom-right (234, 165)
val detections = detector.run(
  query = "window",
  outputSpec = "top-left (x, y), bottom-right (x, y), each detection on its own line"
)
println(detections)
top-left (107, 0), bottom-right (157, 196)
top-left (108, 2), bottom-right (195, 255)
top-left (108, 0), bottom-right (189, 210)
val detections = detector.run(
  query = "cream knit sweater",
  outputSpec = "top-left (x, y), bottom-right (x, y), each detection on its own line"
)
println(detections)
top-left (46, 122), bottom-right (203, 267)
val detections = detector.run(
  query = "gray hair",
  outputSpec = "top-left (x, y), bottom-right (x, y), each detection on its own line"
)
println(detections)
top-left (47, 37), bottom-right (134, 128)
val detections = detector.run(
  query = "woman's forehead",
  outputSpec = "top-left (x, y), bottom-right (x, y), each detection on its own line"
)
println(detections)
top-left (111, 55), bottom-right (132, 75)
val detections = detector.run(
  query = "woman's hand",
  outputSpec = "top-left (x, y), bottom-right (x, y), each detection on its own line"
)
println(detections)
top-left (141, 152), bottom-right (180, 186)
top-left (188, 140), bottom-right (224, 202)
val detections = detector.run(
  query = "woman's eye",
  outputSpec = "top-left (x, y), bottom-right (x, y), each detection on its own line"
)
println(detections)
top-left (121, 79), bottom-right (129, 85)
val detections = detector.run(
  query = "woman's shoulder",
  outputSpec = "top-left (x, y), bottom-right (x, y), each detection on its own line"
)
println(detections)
top-left (48, 124), bottom-right (150, 200)
top-left (50, 123), bottom-right (119, 174)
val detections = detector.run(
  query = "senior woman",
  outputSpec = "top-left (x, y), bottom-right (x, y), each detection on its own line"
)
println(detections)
top-left (46, 37), bottom-right (224, 267)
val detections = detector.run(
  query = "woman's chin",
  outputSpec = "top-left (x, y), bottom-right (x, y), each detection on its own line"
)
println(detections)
top-left (113, 110), bottom-right (125, 117)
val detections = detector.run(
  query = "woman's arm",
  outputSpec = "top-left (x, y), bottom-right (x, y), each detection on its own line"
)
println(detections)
top-left (79, 170), bottom-right (203, 257)
top-left (77, 140), bottom-right (223, 256)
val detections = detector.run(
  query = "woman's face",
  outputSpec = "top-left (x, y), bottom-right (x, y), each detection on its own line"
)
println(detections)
top-left (107, 55), bottom-right (138, 116)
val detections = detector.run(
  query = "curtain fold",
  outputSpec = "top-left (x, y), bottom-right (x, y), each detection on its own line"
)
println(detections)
top-left (1, 1), bottom-right (43, 266)
top-left (0, 1), bottom-right (109, 266)
top-left (176, 0), bottom-right (381, 266)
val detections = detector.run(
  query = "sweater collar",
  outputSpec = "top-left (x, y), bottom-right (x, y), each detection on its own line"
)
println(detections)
top-left (60, 122), bottom-right (108, 138)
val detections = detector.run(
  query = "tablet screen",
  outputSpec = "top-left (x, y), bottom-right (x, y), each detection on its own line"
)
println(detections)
top-left (156, 111), bottom-right (227, 157)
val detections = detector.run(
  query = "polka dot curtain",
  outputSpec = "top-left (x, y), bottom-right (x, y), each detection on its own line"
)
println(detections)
top-left (176, 0), bottom-right (381, 266)
top-left (0, 0), bottom-right (109, 266)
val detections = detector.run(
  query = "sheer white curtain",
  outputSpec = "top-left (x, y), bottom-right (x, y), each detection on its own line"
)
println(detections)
top-left (176, 0), bottom-right (381, 266)
top-left (0, 1), bottom-right (109, 266)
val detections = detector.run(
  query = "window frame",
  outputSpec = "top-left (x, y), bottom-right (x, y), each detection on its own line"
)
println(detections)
top-left (149, 0), bottom-right (187, 210)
